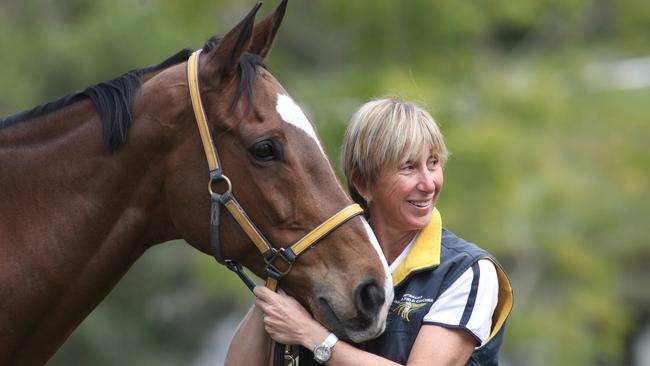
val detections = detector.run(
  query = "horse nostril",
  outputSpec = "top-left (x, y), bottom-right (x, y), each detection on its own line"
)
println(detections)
top-left (355, 278), bottom-right (385, 319)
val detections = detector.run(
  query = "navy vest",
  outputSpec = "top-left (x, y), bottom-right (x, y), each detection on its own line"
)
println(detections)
top-left (294, 223), bottom-right (513, 365)
top-left (358, 228), bottom-right (511, 365)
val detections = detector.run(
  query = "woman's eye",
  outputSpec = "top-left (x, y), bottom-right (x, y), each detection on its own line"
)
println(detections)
top-left (427, 155), bottom-right (439, 168)
top-left (249, 140), bottom-right (280, 161)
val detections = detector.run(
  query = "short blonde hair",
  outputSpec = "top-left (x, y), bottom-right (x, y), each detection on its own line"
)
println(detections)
top-left (341, 98), bottom-right (448, 210)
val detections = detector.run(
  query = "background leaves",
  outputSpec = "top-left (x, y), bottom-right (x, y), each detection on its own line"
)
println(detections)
top-left (1, 0), bottom-right (649, 365)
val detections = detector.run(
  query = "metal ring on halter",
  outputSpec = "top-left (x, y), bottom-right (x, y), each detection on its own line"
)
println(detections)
top-left (208, 175), bottom-right (232, 196)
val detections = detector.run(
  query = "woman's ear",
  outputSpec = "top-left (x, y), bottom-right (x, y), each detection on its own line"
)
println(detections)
top-left (351, 177), bottom-right (372, 204)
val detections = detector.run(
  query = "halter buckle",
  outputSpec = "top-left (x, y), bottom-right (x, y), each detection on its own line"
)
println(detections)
top-left (264, 248), bottom-right (295, 277)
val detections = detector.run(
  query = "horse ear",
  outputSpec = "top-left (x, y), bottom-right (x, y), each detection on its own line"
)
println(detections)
top-left (204, 2), bottom-right (262, 80)
top-left (249, 0), bottom-right (288, 58)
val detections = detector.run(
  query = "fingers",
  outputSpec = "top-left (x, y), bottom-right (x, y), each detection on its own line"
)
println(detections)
top-left (253, 285), bottom-right (307, 326)
top-left (251, 286), bottom-right (318, 346)
top-left (254, 286), bottom-right (296, 309)
top-left (253, 285), bottom-right (274, 300)
top-left (253, 289), bottom-right (282, 319)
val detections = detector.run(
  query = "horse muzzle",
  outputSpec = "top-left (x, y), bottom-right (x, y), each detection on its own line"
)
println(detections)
top-left (315, 276), bottom-right (394, 343)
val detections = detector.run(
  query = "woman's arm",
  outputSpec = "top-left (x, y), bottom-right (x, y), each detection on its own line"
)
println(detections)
top-left (224, 304), bottom-right (274, 366)
top-left (406, 325), bottom-right (475, 365)
top-left (253, 287), bottom-right (476, 366)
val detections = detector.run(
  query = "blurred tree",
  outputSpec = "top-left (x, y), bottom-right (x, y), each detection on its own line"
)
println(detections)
top-left (1, 0), bottom-right (649, 365)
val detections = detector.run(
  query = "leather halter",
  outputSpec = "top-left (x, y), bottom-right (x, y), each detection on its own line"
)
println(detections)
top-left (187, 49), bottom-right (363, 291)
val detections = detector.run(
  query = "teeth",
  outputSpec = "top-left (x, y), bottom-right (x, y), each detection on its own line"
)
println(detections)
top-left (410, 201), bottom-right (430, 207)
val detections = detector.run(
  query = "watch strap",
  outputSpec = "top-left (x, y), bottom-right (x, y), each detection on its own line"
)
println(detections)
top-left (321, 332), bottom-right (339, 348)
top-left (313, 332), bottom-right (339, 363)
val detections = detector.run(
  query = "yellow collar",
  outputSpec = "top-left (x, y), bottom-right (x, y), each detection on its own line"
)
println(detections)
top-left (391, 208), bottom-right (442, 286)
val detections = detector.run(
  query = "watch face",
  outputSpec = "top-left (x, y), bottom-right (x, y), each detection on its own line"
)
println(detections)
top-left (314, 345), bottom-right (331, 362)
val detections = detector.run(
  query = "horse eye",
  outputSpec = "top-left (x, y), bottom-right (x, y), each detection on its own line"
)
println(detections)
top-left (249, 139), bottom-right (280, 161)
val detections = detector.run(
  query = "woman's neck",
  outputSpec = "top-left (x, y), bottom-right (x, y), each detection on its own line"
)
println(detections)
top-left (370, 222), bottom-right (418, 265)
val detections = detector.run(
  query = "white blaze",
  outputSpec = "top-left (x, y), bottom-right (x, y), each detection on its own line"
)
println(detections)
top-left (275, 93), bottom-right (346, 196)
top-left (275, 93), bottom-right (326, 155)
top-left (362, 218), bottom-right (394, 329)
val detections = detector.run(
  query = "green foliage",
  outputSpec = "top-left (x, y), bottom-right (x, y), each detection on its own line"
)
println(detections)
top-left (2, 0), bottom-right (649, 365)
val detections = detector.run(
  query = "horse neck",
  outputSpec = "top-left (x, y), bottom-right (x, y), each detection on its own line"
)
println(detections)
top-left (1, 97), bottom-right (176, 249)
top-left (0, 97), bottom-right (179, 364)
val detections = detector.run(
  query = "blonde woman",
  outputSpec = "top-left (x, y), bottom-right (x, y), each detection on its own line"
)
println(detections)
top-left (226, 98), bottom-right (513, 366)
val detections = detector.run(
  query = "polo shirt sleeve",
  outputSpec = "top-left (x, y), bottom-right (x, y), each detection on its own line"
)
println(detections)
top-left (422, 259), bottom-right (499, 347)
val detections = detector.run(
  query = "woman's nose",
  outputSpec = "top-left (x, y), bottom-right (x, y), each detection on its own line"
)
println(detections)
top-left (417, 168), bottom-right (436, 193)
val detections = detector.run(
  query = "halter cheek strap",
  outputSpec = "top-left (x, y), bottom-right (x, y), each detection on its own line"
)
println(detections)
top-left (187, 49), bottom-right (363, 292)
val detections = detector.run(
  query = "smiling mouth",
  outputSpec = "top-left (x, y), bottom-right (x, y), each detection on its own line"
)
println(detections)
top-left (409, 200), bottom-right (431, 208)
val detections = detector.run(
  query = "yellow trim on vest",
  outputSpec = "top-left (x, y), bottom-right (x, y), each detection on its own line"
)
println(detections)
top-left (391, 208), bottom-right (442, 287)
top-left (482, 257), bottom-right (514, 346)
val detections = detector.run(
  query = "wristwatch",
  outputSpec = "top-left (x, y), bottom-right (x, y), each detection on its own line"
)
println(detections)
top-left (313, 332), bottom-right (339, 364)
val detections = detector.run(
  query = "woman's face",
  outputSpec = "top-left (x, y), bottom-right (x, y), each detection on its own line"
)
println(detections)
top-left (364, 153), bottom-right (443, 236)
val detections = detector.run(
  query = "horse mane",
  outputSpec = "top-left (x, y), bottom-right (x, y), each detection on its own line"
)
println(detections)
top-left (0, 37), bottom-right (266, 153)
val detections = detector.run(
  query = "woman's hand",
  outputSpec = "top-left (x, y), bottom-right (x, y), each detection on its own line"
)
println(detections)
top-left (253, 286), bottom-right (330, 350)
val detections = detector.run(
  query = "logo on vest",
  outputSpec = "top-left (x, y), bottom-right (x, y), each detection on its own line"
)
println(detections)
top-left (392, 294), bottom-right (433, 321)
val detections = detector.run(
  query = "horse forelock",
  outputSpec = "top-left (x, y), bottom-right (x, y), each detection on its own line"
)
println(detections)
top-left (203, 34), bottom-right (267, 112)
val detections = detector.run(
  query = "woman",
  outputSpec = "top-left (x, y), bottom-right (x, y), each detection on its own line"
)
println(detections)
top-left (225, 98), bottom-right (513, 365)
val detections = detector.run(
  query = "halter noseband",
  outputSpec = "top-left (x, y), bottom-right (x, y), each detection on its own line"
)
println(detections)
top-left (187, 49), bottom-right (363, 291)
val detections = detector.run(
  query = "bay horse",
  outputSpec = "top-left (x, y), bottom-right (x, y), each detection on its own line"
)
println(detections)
top-left (0, 1), bottom-right (393, 364)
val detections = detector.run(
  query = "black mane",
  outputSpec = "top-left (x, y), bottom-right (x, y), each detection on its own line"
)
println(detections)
top-left (0, 37), bottom-right (266, 153)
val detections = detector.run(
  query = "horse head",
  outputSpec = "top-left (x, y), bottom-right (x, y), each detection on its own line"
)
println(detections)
top-left (145, 1), bottom-right (393, 342)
